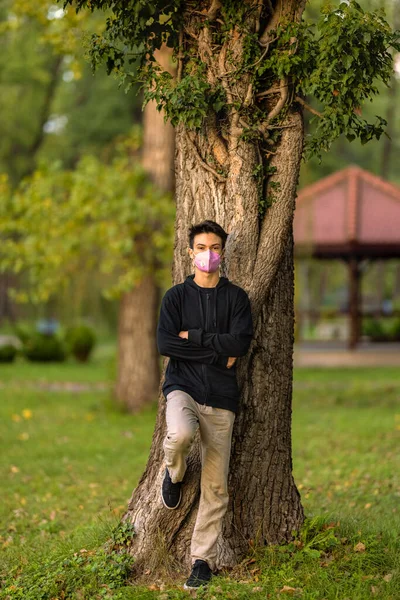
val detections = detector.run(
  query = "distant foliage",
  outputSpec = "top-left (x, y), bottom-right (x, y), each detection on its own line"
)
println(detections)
top-left (62, 0), bottom-right (400, 159)
top-left (22, 333), bottom-right (67, 362)
top-left (0, 344), bottom-right (18, 363)
top-left (0, 131), bottom-right (174, 305)
top-left (65, 324), bottom-right (96, 362)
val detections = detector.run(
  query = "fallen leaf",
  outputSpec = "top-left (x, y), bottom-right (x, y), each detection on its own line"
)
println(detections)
top-left (383, 573), bottom-right (393, 582)
top-left (10, 465), bottom-right (20, 473)
top-left (279, 586), bottom-right (302, 595)
top-left (371, 585), bottom-right (379, 595)
top-left (354, 542), bottom-right (366, 552)
top-left (22, 409), bottom-right (32, 419)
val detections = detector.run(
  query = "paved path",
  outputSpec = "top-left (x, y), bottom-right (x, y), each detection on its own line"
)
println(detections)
top-left (294, 341), bottom-right (400, 367)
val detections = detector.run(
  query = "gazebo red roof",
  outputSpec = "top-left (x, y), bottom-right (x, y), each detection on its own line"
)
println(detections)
top-left (294, 166), bottom-right (400, 259)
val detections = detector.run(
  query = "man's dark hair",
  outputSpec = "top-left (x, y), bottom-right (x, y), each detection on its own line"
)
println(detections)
top-left (188, 220), bottom-right (228, 250)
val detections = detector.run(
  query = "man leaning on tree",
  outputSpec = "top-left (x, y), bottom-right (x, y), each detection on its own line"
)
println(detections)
top-left (156, 219), bottom-right (253, 590)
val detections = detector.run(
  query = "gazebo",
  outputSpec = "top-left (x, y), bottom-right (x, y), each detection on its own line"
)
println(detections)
top-left (293, 165), bottom-right (400, 349)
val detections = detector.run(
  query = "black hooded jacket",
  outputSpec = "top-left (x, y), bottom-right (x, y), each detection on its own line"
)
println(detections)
top-left (157, 274), bottom-right (253, 413)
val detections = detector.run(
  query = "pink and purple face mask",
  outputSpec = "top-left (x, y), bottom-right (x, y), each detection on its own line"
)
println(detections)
top-left (193, 249), bottom-right (221, 273)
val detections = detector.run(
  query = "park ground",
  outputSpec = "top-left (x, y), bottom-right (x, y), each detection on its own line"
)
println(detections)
top-left (0, 346), bottom-right (399, 599)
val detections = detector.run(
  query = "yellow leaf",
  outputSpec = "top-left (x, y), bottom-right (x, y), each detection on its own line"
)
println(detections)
top-left (354, 542), bottom-right (366, 552)
top-left (22, 409), bottom-right (32, 419)
top-left (10, 465), bottom-right (20, 473)
top-left (279, 586), bottom-right (302, 595)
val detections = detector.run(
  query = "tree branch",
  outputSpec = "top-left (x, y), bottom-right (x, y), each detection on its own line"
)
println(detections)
top-left (259, 0), bottom-right (282, 47)
top-left (249, 110), bottom-right (304, 317)
top-left (184, 131), bottom-right (227, 182)
top-left (257, 78), bottom-right (288, 138)
top-left (207, 0), bottom-right (222, 19)
top-left (177, 29), bottom-right (183, 83)
top-left (295, 96), bottom-right (323, 118)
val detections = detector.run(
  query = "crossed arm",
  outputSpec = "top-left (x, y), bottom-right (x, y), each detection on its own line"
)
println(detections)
top-left (156, 289), bottom-right (253, 368)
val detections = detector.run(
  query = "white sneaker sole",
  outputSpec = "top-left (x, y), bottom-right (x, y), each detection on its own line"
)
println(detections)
top-left (160, 479), bottom-right (182, 510)
top-left (183, 582), bottom-right (208, 590)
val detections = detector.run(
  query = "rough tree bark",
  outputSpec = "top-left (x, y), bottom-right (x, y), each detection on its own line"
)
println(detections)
top-left (122, 0), bottom-right (306, 572)
top-left (115, 47), bottom-right (175, 411)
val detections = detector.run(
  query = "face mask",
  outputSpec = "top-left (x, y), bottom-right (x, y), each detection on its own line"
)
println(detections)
top-left (193, 249), bottom-right (221, 273)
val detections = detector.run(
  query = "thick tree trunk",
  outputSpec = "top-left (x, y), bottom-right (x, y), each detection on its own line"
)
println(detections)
top-left (123, 111), bottom-right (304, 572)
top-left (121, 0), bottom-right (305, 574)
top-left (115, 47), bottom-right (175, 411)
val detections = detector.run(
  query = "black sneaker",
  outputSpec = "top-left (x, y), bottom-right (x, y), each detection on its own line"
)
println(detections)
top-left (183, 559), bottom-right (212, 589)
top-left (161, 468), bottom-right (182, 510)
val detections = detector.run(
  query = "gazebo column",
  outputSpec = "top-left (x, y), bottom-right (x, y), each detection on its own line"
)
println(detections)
top-left (348, 256), bottom-right (362, 350)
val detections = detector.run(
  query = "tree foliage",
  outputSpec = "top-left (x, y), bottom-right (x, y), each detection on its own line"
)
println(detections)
top-left (63, 0), bottom-right (400, 161)
top-left (0, 0), bottom-right (140, 183)
top-left (0, 132), bottom-right (174, 304)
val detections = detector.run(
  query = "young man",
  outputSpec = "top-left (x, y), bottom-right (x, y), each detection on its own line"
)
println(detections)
top-left (156, 220), bottom-right (253, 590)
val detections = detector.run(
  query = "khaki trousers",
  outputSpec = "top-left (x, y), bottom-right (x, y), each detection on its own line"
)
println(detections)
top-left (163, 390), bottom-right (235, 571)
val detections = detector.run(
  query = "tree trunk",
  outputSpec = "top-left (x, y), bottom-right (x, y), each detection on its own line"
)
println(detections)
top-left (115, 47), bottom-right (175, 411)
top-left (114, 275), bottom-right (161, 411)
top-left (121, 0), bottom-right (305, 574)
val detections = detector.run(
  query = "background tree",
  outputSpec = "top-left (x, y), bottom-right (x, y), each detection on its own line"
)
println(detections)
top-left (22, 0), bottom-right (400, 571)
top-left (0, 137), bottom-right (175, 414)
top-left (0, 0), bottom-right (141, 323)
top-left (115, 46), bottom-right (176, 410)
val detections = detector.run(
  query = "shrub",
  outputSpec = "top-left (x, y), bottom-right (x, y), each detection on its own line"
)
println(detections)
top-left (389, 317), bottom-right (400, 342)
top-left (65, 324), bottom-right (96, 363)
top-left (0, 344), bottom-right (18, 362)
top-left (23, 333), bottom-right (67, 362)
top-left (13, 322), bottom-right (36, 345)
top-left (362, 318), bottom-right (388, 342)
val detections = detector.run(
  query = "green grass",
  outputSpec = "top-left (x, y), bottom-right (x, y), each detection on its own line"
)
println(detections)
top-left (0, 358), bottom-right (399, 599)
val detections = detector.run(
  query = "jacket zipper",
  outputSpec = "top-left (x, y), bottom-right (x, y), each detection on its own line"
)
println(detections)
top-left (202, 293), bottom-right (211, 405)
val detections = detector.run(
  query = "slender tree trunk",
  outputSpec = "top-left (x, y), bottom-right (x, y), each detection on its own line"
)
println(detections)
top-left (121, 0), bottom-right (306, 573)
top-left (115, 47), bottom-right (175, 411)
top-left (114, 275), bottom-right (161, 410)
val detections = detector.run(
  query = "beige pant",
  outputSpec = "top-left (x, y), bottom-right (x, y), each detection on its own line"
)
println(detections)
top-left (164, 390), bottom-right (235, 571)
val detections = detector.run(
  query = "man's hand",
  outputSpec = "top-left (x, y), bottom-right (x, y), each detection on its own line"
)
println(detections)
top-left (179, 331), bottom-right (236, 368)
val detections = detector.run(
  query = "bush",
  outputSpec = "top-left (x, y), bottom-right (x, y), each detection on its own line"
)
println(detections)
top-left (0, 344), bottom-right (18, 362)
top-left (13, 322), bottom-right (36, 345)
top-left (362, 318), bottom-right (389, 342)
top-left (23, 333), bottom-right (67, 362)
top-left (389, 317), bottom-right (400, 342)
top-left (65, 324), bottom-right (96, 363)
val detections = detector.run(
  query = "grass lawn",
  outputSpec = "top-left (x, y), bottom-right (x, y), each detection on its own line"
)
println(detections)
top-left (0, 355), bottom-right (399, 599)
